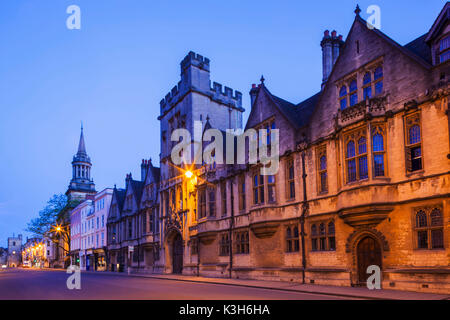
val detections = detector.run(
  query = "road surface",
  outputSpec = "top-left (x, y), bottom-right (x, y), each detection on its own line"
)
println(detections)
top-left (0, 268), bottom-right (353, 300)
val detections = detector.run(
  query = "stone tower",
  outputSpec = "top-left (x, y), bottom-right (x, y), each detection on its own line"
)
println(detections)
top-left (66, 124), bottom-right (96, 201)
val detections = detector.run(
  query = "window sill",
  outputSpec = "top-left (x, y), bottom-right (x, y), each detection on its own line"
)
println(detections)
top-left (372, 176), bottom-right (391, 182)
top-left (285, 251), bottom-right (300, 254)
top-left (413, 248), bottom-right (445, 251)
top-left (311, 249), bottom-right (336, 253)
top-left (406, 170), bottom-right (424, 178)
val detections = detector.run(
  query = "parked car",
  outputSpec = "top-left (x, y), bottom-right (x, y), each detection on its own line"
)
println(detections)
top-left (1, 265), bottom-right (7, 269)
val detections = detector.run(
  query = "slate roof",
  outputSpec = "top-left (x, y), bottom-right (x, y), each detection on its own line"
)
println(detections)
top-left (115, 188), bottom-right (126, 212)
top-left (129, 180), bottom-right (145, 205)
top-left (269, 90), bottom-right (321, 129)
top-left (404, 34), bottom-right (432, 65)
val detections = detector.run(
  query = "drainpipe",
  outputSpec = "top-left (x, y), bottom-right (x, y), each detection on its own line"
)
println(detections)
top-left (229, 179), bottom-right (234, 279)
top-left (300, 143), bottom-right (309, 284)
top-left (197, 238), bottom-right (200, 276)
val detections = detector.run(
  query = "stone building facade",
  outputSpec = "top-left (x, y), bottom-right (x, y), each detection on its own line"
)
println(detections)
top-left (101, 4), bottom-right (450, 294)
top-left (178, 6), bottom-right (449, 294)
top-left (107, 160), bottom-right (160, 273)
top-left (7, 234), bottom-right (22, 267)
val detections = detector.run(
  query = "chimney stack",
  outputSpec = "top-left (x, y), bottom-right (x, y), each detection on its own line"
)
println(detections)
top-left (321, 30), bottom-right (345, 88)
top-left (249, 84), bottom-right (258, 107)
top-left (141, 159), bottom-right (147, 181)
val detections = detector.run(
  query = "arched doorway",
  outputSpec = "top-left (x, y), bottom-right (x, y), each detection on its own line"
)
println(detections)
top-left (172, 233), bottom-right (183, 274)
top-left (357, 236), bottom-right (382, 285)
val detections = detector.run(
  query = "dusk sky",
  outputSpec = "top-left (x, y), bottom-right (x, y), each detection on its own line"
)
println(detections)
top-left (0, 0), bottom-right (444, 247)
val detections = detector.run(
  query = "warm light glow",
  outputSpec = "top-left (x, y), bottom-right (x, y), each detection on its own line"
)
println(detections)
top-left (185, 170), bottom-right (193, 179)
top-left (56, 226), bottom-right (61, 232)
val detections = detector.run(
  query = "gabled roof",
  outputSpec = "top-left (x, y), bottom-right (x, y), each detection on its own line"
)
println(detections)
top-left (271, 92), bottom-right (321, 129)
top-left (144, 161), bottom-right (160, 186)
top-left (114, 188), bottom-right (126, 212)
top-left (252, 84), bottom-right (321, 130)
top-left (353, 15), bottom-right (432, 69)
top-left (129, 179), bottom-right (145, 205)
top-left (404, 34), bottom-right (432, 65)
top-left (425, 2), bottom-right (450, 43)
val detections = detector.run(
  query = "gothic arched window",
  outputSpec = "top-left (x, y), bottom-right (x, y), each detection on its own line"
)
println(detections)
top-left (415, 208), bottom-right (444, 250)
top-left (372, 127), bottom-right (385, 177)
top-left (346, 141), bottom-right (356, 182)
top-left (358, 137), bottom-right (368, 179)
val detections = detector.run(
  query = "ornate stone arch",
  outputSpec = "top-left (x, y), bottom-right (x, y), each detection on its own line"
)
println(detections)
top-left (345, 226), bottom-right (389, 253)
top-left (345, 227), bottom-right (389, 286)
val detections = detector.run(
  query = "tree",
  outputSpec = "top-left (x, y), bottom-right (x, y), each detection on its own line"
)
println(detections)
top-left (27, 194), bottom-right (80, 255)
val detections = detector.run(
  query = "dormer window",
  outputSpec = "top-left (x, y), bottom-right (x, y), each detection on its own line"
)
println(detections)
top-left (438, 35), bottom-right (450, 63)
top-left (339, 86), bottom-right (347, 110)
top-left (349, 80), bottom-right (358, 106)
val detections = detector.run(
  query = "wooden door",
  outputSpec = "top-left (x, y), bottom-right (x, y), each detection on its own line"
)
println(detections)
top-left (357, 236), bottom-right (382, 284)
top-left (172, 233), bottom-right (183, 274)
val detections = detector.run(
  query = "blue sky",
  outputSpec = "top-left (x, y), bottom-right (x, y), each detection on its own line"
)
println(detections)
top-left (0, 0), bottom-right (445, 247)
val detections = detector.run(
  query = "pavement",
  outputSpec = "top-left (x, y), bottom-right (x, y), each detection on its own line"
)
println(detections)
top-left (42, 267), bottom-right (450, 300)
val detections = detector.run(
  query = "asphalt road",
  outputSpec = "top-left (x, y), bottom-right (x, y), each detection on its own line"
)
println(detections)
top-left (0, 268), bottom-right (353, 300)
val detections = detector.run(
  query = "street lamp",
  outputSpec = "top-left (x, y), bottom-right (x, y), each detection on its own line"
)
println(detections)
top-left (185, 170), bottom-right (193, 179)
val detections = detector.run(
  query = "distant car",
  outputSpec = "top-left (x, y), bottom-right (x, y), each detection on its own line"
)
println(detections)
top-left (22, 261), bottom-right (31, 268)
top-left (1, 265), bottom-right (6, 269)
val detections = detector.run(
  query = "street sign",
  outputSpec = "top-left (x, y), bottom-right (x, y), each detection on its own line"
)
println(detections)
top-left (128, 246), bottom-right (134, 252)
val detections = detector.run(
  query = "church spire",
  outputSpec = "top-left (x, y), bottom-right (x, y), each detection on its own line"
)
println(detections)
top-left (66, 123), bottom-right (96, 201)
top-left (77, 122), bottom-right (87, 155)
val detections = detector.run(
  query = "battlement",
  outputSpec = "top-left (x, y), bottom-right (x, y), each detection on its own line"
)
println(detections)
top-left (210, 81), bottom-right (242, 105)
top-left (159, 51), bottom-right (243, 116)
top-left (181, 51), bottom-right (210, 72)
